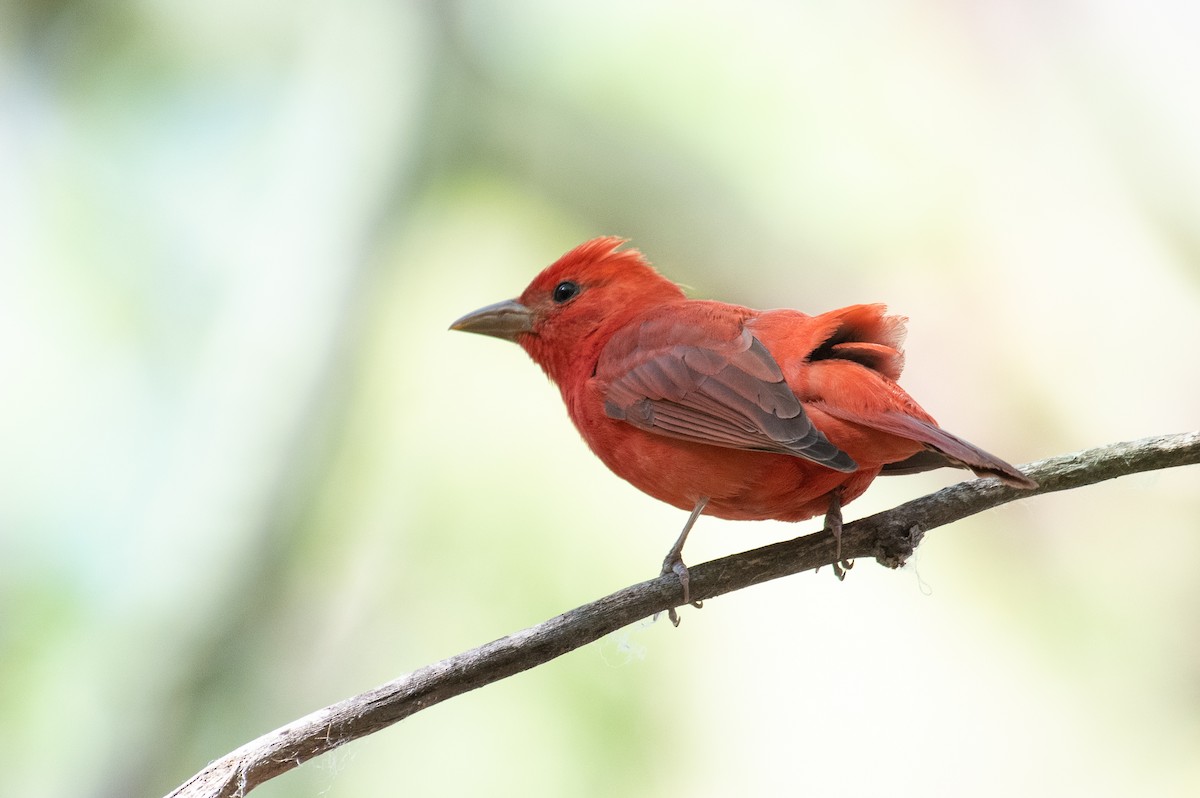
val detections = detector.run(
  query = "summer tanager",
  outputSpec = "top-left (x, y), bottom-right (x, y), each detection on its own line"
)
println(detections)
top-left (452, 237), bottom-right (1035, 623)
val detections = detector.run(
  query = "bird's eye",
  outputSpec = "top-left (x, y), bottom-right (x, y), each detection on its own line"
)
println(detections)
top-left (552, 281), bottom-right (580, 303)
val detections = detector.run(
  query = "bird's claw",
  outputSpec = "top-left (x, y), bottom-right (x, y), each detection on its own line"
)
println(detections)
top-left (824, 488), bottom-right (852, 582)
top-left (665, 556), bottom-right (692, 603)
top-left (655, 497), bottom-right (709, 626)
top-left (661, 556), bottom-right (702, 626)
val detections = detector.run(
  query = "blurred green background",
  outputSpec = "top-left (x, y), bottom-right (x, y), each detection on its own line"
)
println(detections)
top-left (3, 1), bottom-right (1199, 796)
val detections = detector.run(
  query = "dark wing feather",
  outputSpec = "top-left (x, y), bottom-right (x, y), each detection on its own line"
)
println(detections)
top-left (600, 320), bottom-right (856, 472)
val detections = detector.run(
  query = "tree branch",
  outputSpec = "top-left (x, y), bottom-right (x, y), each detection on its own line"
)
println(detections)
top-left (166, 431), bottom-right (1199, 798)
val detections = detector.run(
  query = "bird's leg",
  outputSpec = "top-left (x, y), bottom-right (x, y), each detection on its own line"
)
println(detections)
top-left (660, 497), bottom-right (709, 626)
top-left (824, 488), bottom-right (854, 581)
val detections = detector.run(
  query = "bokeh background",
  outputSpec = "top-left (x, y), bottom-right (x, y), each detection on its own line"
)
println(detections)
top-left (3, 1), bottom-right (1199, 796)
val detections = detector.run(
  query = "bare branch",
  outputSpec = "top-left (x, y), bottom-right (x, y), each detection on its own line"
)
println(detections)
top-left (166, 431), bottom-right (1200, 798)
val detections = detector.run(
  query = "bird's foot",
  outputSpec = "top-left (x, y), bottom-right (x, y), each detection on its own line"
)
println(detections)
top-left (660, 553), bottom-right (703, 626)
top-left (655, 498), bottom-right (708, 626)
top-left (824, 488), bottom-right (854, 581)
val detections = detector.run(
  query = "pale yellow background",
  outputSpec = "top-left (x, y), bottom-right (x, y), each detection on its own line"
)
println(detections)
top-left (2, 2), bottom-right (1198, 796)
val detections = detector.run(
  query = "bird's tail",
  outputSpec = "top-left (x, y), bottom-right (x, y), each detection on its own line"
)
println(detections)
top-left (882, 424), bottom-right (1037, 488)
top-left (818, 404), bottom-right (1037, 488)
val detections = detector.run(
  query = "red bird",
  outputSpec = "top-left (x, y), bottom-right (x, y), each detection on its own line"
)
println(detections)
top-left (452, 237), bottom-right (1035, 622)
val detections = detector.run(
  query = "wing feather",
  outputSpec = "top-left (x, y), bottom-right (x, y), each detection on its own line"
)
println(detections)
top-left (600, 315), bottom-right (856, 472)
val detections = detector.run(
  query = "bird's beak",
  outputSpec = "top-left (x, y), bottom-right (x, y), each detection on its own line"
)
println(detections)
top-left (449, 299), bottom-right (534, 342)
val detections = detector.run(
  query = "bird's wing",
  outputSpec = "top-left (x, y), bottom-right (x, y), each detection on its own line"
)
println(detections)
top-left (597, 307), bottom-right (856, 472)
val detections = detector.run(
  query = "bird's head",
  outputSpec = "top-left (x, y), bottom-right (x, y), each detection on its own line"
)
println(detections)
top-left (451, 237), bottom-right (684, 384)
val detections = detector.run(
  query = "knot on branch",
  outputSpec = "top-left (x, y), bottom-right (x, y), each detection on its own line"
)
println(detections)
top-left (874, 524), bottom-right (924, 569)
